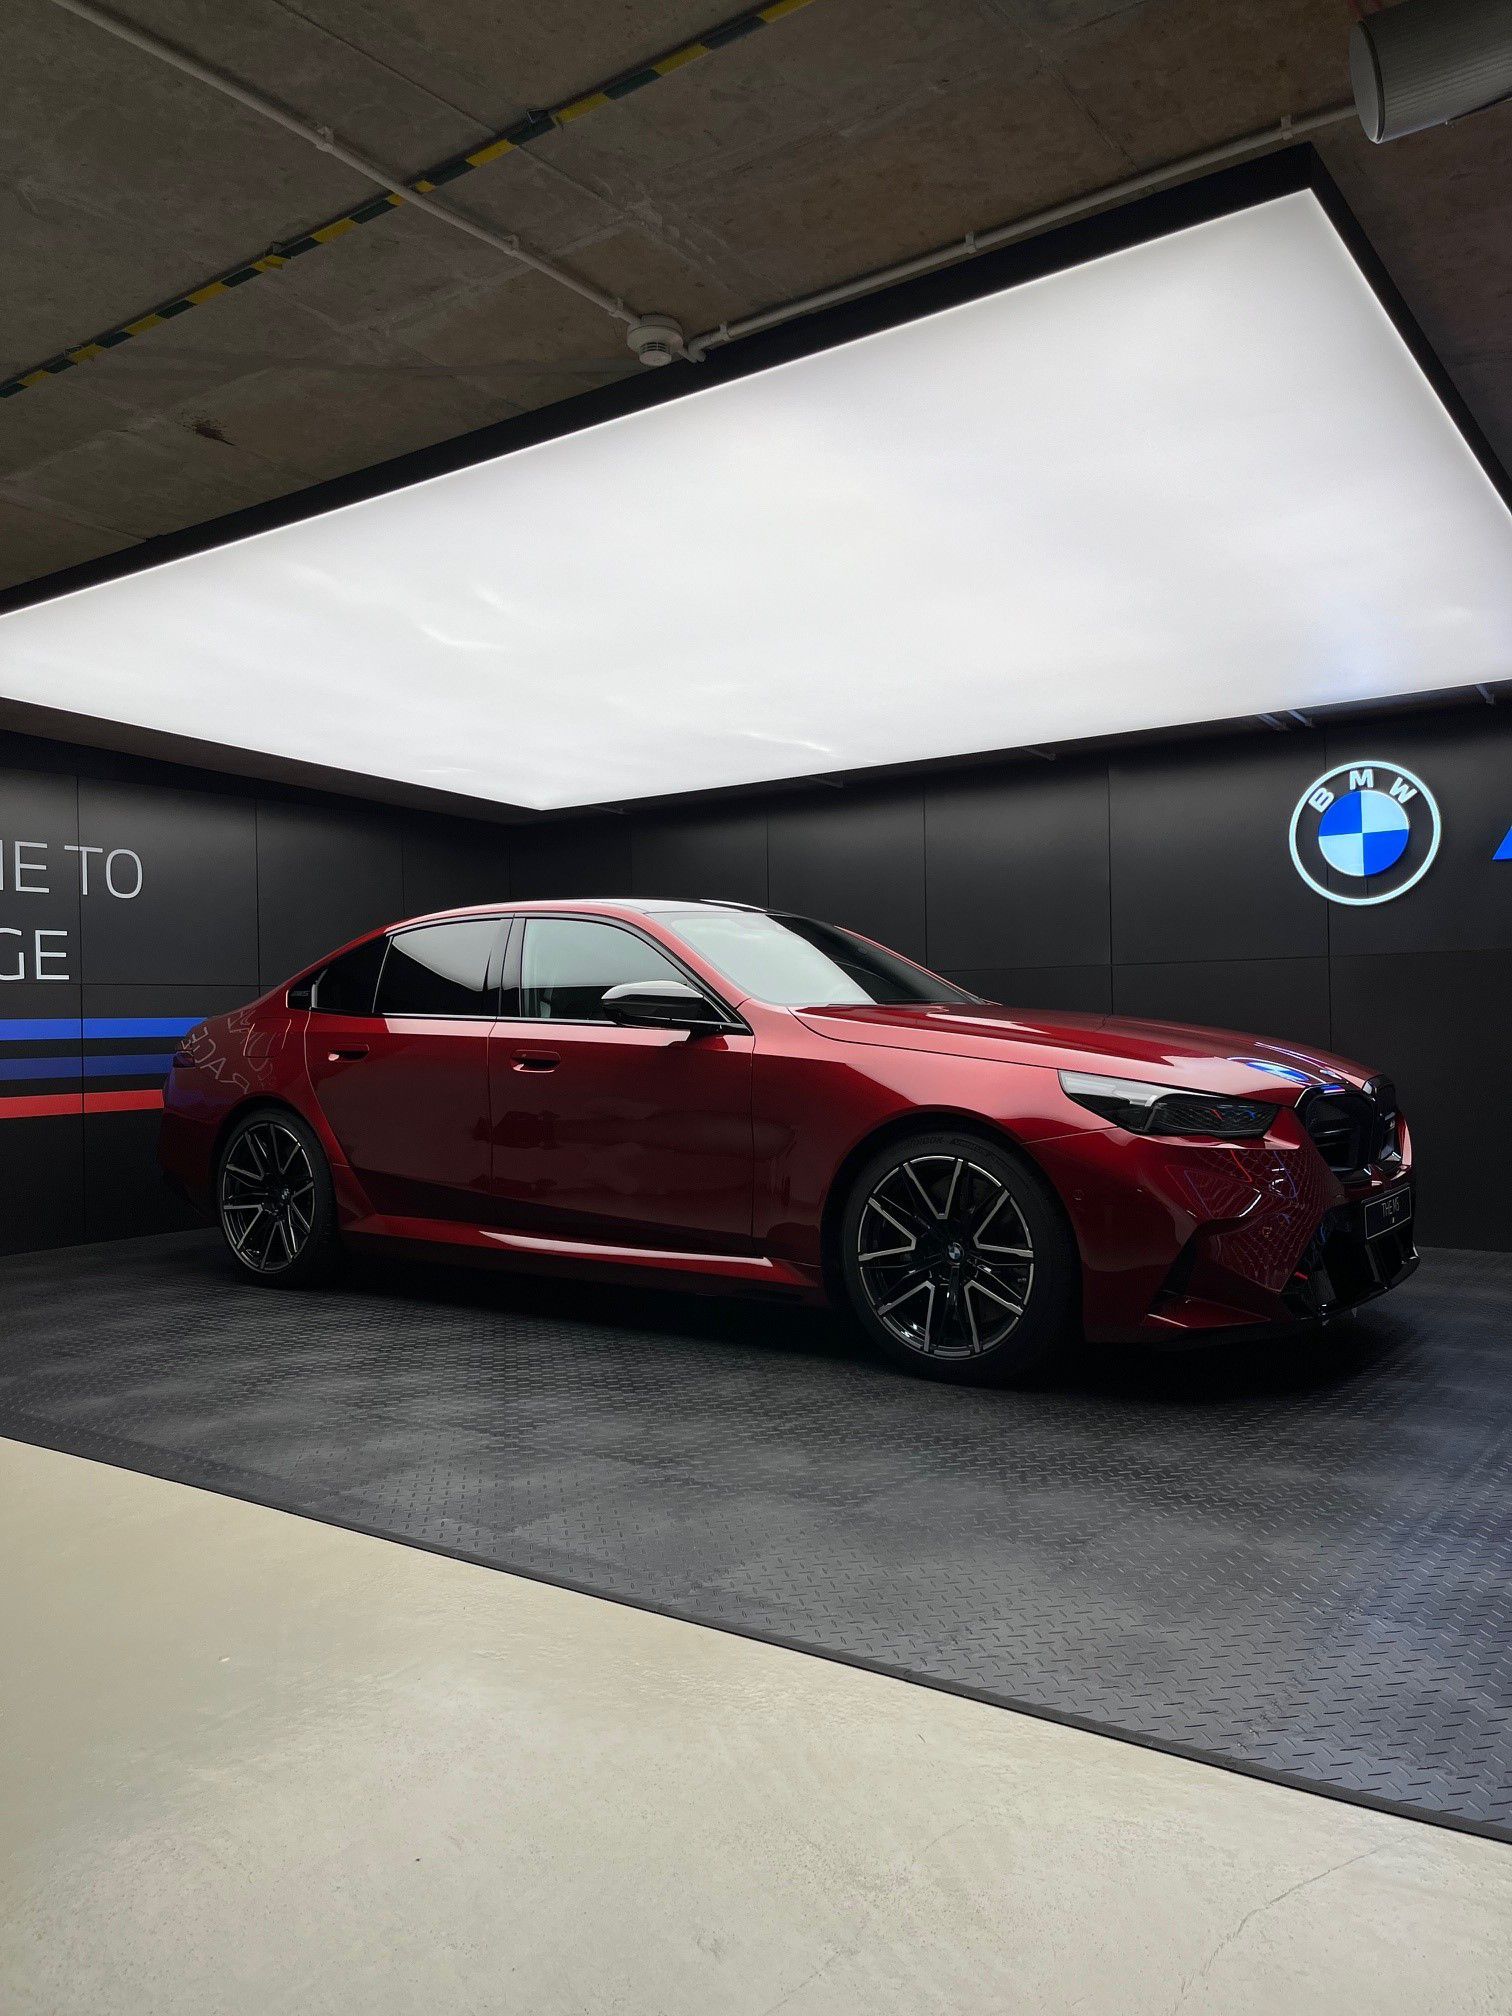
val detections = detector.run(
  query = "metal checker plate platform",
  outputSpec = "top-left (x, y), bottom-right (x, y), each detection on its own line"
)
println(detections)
top-left (1, 1232), bottom-right (1509, 1839)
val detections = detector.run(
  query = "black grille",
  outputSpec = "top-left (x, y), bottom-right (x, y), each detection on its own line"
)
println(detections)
top-left (1371, 1078), bottom-right (1401, 1164)
top-left (1300, 1082), bottom-right (1399, 1178)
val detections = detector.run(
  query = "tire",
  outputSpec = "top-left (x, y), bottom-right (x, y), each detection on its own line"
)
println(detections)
top-left (216, 1107), bottom-right (337, 1288)
top-left (838, 1129), bottom-right (1078, 1384)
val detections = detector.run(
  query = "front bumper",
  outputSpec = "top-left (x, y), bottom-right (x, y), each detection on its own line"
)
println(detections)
top-left (1032, 1116), bottom-right (1416, 1344)
top-left (1280, 1187), bottom-right (1419, 1323)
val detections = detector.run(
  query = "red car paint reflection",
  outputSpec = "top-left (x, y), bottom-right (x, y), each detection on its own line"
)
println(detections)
top-left (160, 899), bottom-right (1416, 1346)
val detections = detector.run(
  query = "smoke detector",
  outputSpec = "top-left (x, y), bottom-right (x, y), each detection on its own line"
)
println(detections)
top-left (627, 315), bottom-right (685, 368)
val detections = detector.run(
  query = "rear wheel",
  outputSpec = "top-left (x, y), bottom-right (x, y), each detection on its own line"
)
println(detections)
top-left (839, 1130), bottom-right (1077, 1383)
top-left (217, 1108), bottom-right (336, 1287)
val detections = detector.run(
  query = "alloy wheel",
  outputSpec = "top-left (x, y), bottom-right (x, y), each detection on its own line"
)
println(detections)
top-left (220, 1120), bottom-right (318, 1275)
top-left (856, 1153), bottom-right (1036, 1359)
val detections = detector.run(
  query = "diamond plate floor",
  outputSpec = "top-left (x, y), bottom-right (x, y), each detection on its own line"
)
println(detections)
top-left (2, 1232), bottom-right (1510, 1840)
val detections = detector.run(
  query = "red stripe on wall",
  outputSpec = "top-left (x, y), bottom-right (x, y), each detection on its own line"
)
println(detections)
top-left (82, 1090), bottom-right (165, 1116)
top-left (0, 1089), bottom-right (164, 1122)
top-left (0, 1093), bottom-right (84, 1121)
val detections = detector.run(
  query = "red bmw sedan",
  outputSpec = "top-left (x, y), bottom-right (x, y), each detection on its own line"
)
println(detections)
top-left (160, 899), bottom-right (1417, 1382)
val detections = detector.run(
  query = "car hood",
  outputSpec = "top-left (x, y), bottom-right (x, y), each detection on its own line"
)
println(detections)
top-left (792, 1002), bottom-right (1373, 1098)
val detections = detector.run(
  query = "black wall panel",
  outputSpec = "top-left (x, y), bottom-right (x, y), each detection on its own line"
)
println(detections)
top-left (767, 786), bottom-right (927, 959)
top-left (630, 808), bottom-right (768, 906)
top-left (943, 965), bottom-right (1115, 1015)
top-left (510, 817), bottom-right (632, 901)
top-left (0, 1113), bottom-right (84, 1255)
top-left (400, 814), bottom-right (512, 919)
top-left (926, 762), bottom-right (1110, 970)
top-left (0, 767), bottom-right (84, 1255)
top-left (1112, 957), bottom-right (1333, 1053)
top-left (77, 778), bottom-right (259, 988)
top-left (0, 975), bottom-right (84, 1258)
top-left (1109, 735), bottom-right (1330, 964)
top-left (1330, 950), bottom-right (1512, 1250)
top-left (0, 763), bottom-right (82, 983)
top-left (255, 801), bottom-right (405, 987)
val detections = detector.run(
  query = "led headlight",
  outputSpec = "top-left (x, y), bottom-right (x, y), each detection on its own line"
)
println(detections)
top-left (1059, 1070), bottom-right (1277, 1139)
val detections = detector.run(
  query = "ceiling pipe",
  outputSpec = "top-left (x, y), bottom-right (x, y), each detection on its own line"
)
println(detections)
top-left (686, 104), bottom-right (1355, 361)
top-left (45, 0), bottom-right (641, 331)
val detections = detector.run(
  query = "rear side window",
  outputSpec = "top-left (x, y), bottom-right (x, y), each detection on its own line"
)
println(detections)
top-left (375, 919), bottom-right (500, 1017)
top-left (311, 937), bottom-right (387, 1016)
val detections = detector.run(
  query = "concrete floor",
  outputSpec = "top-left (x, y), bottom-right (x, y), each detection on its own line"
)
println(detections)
top-left (2, 1437), bottom-right (1509, 2016)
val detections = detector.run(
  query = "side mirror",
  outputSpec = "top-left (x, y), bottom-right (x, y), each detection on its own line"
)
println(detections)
top-left (601, 980), bottom-right (727, 1033)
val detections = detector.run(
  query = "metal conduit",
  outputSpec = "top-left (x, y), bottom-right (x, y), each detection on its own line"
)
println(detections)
top-left (46, 0), bottom-right (638, 328)
top-left (686, 105), bottom-right (1356, 360)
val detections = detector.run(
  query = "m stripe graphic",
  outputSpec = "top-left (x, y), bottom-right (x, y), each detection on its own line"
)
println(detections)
top-left (0, 1015), bottom-right (201, 1120)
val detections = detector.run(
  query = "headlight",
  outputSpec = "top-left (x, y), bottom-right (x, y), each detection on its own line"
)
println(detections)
top-left (1059, 1070), bottom-right (1277, 1139)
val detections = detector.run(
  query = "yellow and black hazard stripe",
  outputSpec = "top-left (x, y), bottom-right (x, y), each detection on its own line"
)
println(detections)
top-left (1, 0), bottom-right (819, 403)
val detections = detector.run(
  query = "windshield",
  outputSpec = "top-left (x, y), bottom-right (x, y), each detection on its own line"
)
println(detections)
top-left (667, 909), bottom-right (981, 1009)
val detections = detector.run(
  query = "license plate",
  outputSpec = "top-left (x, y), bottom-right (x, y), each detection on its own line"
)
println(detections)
top-left (1364, 1186), bottom-right (1412, 1239)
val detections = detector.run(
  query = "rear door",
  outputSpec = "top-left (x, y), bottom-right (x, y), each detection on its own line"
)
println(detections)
top-left (488, 914), bottom-right (755, 1250)
top-left (306, 916), bottom-right (507, 1223)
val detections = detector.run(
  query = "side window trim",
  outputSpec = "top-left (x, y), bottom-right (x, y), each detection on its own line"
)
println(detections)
top-left (497, 915), bottom-right (522, 1017)
top-left (373, 916), bottom-right (510, 1021)
top-left (500, 913), bottom-right (747, 1030)
top-left (370, 936), bottom-right (393, 1016)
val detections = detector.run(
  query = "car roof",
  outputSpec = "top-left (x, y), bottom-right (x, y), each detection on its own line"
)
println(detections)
top-left (393, 895), bottom-right (769, 931)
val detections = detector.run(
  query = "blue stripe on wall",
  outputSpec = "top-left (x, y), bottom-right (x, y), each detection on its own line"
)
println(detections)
top-left (0, 1052), bottom-right (177, 1083)
top-left (0, 1019), bottom-right (82, 1043)
top-left (0, 1016), bottom-right (201, 1042)
top-left (82, 1053), bottom-right (177, 1079)
top-left (0, 1054), bottom-right (82, 1082)
top-left (84, 1017), bottom-right (202, 1040)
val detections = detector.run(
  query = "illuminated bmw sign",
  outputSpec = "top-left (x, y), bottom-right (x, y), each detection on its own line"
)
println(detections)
top-left (1289, 761), bottom-right (1441, 906)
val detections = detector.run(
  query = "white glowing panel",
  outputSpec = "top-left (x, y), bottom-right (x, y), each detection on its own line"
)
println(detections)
top-left (3, 190), bottom-right (1510, 810)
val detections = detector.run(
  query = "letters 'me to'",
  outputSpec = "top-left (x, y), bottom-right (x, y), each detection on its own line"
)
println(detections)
top-left (0, 840), bottom-right (144, 897)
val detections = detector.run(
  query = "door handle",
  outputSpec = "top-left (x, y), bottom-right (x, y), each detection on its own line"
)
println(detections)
top-left (511, 1049), bottom-right (560, 1072)
top-left (328, 1045), bottom-right (369, 1062)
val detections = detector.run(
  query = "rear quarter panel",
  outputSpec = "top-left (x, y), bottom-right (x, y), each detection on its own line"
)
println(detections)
top-left (158, 1000), bottom-right (307, 1205)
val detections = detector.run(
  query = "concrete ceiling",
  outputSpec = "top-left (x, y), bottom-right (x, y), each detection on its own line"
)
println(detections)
top-left (2, 0), bottom-right (1509, 600)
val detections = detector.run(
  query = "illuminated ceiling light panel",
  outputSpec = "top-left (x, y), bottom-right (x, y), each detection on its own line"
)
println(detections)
top-left (3, 190), bottom-right (1511, 811)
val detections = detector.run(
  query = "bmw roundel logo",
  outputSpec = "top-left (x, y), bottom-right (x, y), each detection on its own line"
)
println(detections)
top-left (1289, 760), bottom-right (1440, 906)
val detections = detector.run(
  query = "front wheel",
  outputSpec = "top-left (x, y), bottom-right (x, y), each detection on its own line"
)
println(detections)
top-left (217, 1108), bottom-right (337, 1287)
top-left (838, 1130), bottom-right (1078, 1383)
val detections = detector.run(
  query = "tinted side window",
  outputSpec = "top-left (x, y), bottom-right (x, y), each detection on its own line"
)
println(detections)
top-left (518, 919), bottom-right (685, 1021)
top-left (311, 937), bottom-right (387, 1016)
top-left (375, 920), bottom-right (500, 1017)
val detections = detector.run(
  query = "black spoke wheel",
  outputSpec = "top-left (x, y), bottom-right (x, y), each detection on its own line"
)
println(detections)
top-left (839, 1130), bottom-right (1076, 1383)
top-left (217, 1109), bottom-right (336, 1287)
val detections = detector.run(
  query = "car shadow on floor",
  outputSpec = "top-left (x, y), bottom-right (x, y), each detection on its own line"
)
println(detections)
top-left (251, 1236), bottom-right (1413, 1412)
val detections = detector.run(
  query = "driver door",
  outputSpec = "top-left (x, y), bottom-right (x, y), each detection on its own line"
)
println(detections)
top-left (488, 914), bottom-right (755, 1251)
